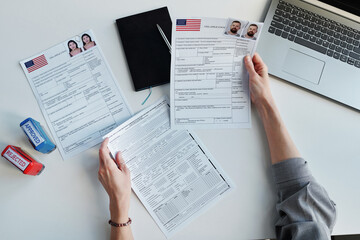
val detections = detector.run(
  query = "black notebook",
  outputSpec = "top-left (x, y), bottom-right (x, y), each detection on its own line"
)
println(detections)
top-left (116, 7), bottom-right (172, 91)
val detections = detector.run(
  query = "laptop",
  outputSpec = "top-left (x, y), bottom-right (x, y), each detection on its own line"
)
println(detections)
top-left (257, 0), bottom-right (360, 110)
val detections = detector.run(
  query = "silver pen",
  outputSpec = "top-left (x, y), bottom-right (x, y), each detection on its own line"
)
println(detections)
top-left (156, 24), bottom-right (171, 54)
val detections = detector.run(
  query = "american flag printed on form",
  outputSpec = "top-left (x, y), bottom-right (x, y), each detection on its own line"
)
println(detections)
top-left (24, 54), bottom-right (48, 73)
top-left (176, 19), bottom-right (201, 31)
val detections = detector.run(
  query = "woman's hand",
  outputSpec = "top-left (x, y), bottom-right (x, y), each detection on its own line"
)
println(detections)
top-left (244, 53), bottom-right (274, 108)
top-left (98, 138), bottom-right (131, 223)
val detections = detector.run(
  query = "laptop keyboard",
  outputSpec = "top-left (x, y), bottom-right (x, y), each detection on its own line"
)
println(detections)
top-left (268, 0), bottom-right (360, 68)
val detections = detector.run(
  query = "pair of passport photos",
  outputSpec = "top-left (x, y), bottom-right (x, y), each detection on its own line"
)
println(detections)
top-left (116, 7), bottom-right (172, 91)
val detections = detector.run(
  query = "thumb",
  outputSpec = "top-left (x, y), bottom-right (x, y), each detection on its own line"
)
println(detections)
top-left (244, 54), bottom-right (256, 77)
top-left (115, 151), bottom-right (128, 173)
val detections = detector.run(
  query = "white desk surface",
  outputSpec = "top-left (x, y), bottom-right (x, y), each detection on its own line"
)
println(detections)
top-left (1, 0), bottom-right (359, 239)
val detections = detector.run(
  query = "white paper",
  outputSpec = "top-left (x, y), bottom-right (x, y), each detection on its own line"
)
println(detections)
top-left (104, 97), bottom-right (234, 238)
top-left (20, 30), bottom-right (132, 159)
top-left (170, 17), bottom-right (263, 129)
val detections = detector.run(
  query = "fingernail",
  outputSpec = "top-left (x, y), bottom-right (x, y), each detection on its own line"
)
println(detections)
top-left (245, 54), bottom-right (251, 61)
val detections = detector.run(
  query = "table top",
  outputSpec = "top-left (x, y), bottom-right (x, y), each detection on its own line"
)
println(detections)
top-left (1, 0), bottom-right (359, 239)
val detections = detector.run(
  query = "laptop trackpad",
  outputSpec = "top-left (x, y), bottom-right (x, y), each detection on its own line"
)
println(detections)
top-left (282, 49), bottom-right (325, 85)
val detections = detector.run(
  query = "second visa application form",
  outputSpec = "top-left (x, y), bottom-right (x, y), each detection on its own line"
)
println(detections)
top-left (170, 18), bottom-right (263, 129)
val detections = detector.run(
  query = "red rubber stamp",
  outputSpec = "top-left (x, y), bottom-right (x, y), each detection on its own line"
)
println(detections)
top-left (1, 145), bottom-right (45, 176)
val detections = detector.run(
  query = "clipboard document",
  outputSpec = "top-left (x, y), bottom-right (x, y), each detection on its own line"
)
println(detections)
top-left (104, 97), bottom-right (234, 238)
top-left (170, 18), bottom-right (263, 129)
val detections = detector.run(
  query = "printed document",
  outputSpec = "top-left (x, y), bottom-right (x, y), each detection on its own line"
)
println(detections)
top-left (170, 17), bottom-right (263, 129)
top-left (20, 30), bottom-right (132, 159)
top-left (104, 97), bottom-right (234, 238)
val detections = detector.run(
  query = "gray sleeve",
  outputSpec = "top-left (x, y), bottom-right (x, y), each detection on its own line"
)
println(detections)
top-left (272, 158), bottom-right (337, 240)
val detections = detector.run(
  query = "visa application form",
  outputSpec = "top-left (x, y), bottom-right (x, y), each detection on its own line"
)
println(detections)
top-left (170, 18), bottom-right (263, 129)
top-left (19, 30), bottom-right (132, 159)
top-left (104, 97), bottom-right (234, 238)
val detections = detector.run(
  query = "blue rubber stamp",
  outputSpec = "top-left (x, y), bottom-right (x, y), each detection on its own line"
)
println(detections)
top-left (20, 118), bottom-right (56, 153)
